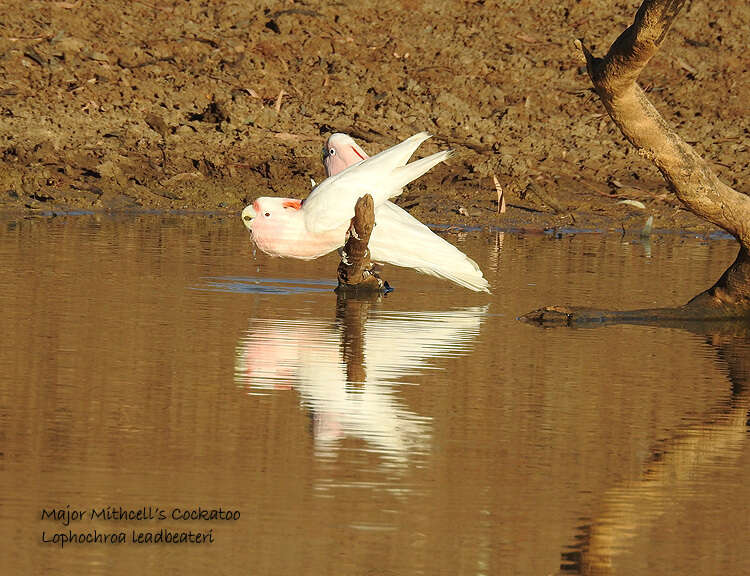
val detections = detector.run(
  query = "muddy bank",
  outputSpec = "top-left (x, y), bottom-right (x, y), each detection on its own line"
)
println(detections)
top-left (0, 1), bottom-right (746, 234)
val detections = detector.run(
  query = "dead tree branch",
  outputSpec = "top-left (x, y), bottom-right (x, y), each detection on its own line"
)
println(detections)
top-left (522, 0), bottom-right (750, 323)
top-left (580, 0), bottom-right (750, 245)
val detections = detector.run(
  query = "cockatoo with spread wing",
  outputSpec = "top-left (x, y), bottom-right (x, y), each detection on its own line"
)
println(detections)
top-left (322, 133), bottom-right (490, 292)
top-left (242, 132), bottom-right (490, 292)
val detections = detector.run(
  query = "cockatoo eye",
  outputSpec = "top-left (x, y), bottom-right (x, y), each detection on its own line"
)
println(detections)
top-left (243, 215), bottom-right (251, 221)
top-left (328, 148), bottom-right (336, 156)
top-left (264, 212), bottom-right (270, 217)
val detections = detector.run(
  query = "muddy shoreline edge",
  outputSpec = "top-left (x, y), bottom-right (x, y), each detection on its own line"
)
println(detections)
top-left (1, 2), bottom-right (745, 238)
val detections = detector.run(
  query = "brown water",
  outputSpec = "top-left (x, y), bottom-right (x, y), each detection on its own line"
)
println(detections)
top-left (2, 214), bottom-right (749, 576)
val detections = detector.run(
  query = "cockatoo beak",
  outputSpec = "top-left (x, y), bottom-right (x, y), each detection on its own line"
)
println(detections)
top-left (242, 202), bottom-right (257, 226)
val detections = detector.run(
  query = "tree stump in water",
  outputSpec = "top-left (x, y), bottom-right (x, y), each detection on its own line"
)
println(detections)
top-left (335, 194), bottom-right (390, 294)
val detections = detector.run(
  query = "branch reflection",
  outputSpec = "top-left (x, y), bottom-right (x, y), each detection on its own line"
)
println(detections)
top-left (563, 323), bottom-right (750, 575)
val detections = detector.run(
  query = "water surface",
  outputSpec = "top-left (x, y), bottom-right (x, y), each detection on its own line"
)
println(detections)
top-left (1, 214), bottom-right (748, 575)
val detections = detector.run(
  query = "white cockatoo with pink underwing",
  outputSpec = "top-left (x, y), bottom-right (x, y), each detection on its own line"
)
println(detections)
top-left (242, 132), bottom-right (490, 292)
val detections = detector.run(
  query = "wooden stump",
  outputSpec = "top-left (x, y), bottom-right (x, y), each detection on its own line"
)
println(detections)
top-left (335, 194), bottom-right (390, 294)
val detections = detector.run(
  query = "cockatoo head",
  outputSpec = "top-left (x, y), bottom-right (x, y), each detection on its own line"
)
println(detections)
top-left (322, 133), bottom-right (369, 177)
top-left (237, 326), bottom-right (297, 391)
top-left (241, 197), bottom-right (303, 257)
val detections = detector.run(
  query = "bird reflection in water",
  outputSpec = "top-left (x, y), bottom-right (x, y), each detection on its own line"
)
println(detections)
top-left (235, 295), bottom-right (488, 464)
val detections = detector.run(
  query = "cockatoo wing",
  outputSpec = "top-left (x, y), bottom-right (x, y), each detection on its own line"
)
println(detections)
top-left (303, 133), bottom-right (453, 235)
top-left (369, 202), bottom-right (490, 293)
top-left (364, 307), bottom-right (489, 380)
top-left (354, 131), bottom-right (431, 171)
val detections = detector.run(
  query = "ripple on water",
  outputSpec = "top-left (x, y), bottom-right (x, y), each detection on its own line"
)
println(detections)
top-left (193, 275), bottom-right (337, 295)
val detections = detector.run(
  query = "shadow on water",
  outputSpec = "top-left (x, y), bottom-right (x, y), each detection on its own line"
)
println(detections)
top-left (559, 321), bottom-right (750, 575)
top-left (235, 292), bottom-right (488, 466)
top-left (194, 276), bottom-right (337, 295)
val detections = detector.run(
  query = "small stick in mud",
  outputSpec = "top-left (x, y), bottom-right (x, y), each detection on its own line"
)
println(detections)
top-left (335, 194), bottom-right (390, 294)
top-left (274, 90), bottom-right (286, 113)
top-left (492, 172), bottom-right (506, 214)
top-left (521, 0), bottom-right (750, 324)
top-left (144, 112), bottom-right (169, 173)
top-left (525, 181), bottom-right (565, 214)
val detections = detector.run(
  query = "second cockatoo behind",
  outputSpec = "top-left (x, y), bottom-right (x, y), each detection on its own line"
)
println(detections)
top-left (321, 133), bottom-right (490, 293)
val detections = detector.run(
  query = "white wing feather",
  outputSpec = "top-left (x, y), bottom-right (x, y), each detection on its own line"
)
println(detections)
top-left (369, 202), bottom-right (490, 293)
top-left (303, 133), bottom-right (452, 235)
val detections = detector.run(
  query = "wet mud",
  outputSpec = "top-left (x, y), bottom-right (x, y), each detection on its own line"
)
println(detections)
top-left (0, 1), bottom-right (747, 233)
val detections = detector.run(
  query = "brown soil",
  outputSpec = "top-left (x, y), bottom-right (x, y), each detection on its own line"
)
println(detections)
top-left (0, 1), bottom-right (747, 233)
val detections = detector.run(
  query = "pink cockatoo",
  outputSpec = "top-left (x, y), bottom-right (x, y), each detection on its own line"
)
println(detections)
top-left (242, 132), bottom-right (490, 292)
top-left (321, 133), bottom-right (491, 292)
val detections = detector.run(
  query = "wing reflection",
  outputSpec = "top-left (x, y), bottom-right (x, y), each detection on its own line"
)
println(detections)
top-left (235, 298), bottom-right (488, 464)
